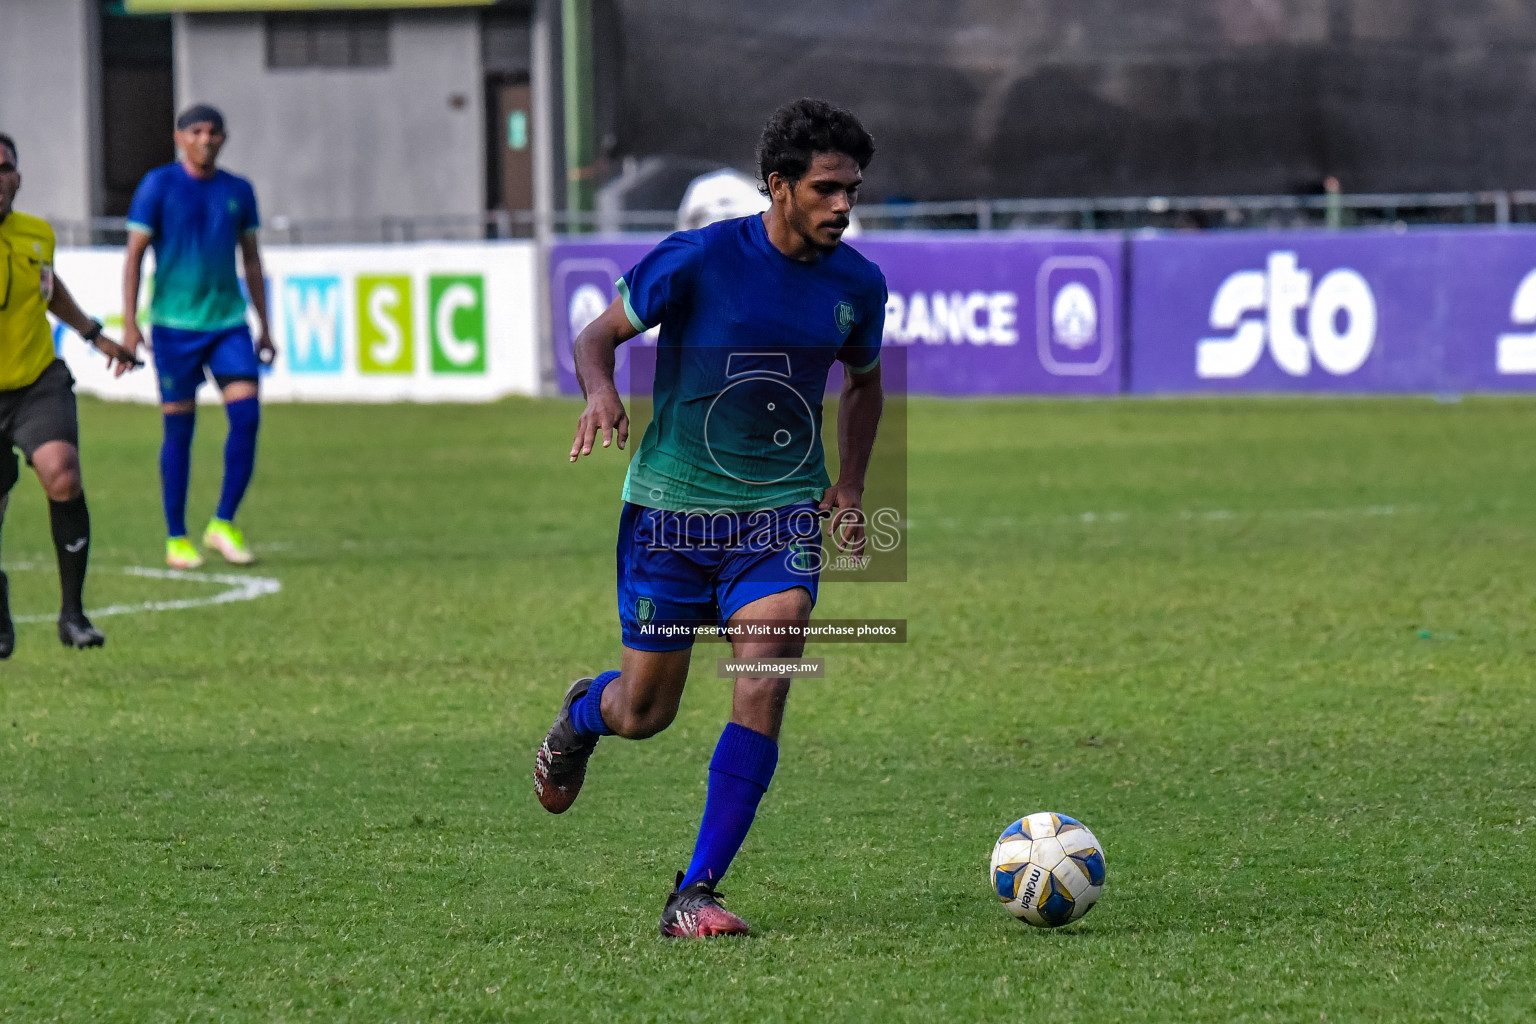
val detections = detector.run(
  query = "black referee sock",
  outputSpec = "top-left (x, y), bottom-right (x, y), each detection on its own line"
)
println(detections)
top-left (49, 495), bottom-right (90, 616)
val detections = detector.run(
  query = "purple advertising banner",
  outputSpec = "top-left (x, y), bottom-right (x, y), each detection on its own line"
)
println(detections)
top-left (549, 233), bottom-right (1126, 396)
top-left (1130, 228), bottom-right (1536, 393)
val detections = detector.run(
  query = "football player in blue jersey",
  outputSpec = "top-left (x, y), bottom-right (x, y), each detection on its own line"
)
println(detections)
top-left (534, 99), bottom-right (887, 937)
top-left (121, 105), bottom-right (275, 570)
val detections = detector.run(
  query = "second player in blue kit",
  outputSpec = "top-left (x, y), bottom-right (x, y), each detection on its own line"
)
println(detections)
top-left (534, 99), bottom-right (888, 937)
top-left (123, 104), bottom-right (276, 569)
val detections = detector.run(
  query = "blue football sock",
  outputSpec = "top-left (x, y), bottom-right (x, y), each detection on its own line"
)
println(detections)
top-left (571, 669), bottom-right (619, 737)
top-left (681, 723), bottom-right (779, 889)
top-left (160, 411), bottom-right (196, 538)
top-left (216, 397), bottom-right (260, 523)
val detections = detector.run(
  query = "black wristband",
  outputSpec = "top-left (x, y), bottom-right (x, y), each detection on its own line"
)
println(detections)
top-left (81, 320), bottom-right (103, 342)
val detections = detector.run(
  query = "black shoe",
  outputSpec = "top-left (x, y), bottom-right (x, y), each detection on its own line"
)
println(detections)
top-left (0, 572), bottom-right (13, 659)
top-left (659, 872), bottom-right (751, 938)
top-left (58, 610), bottom-right (104, 649)
top-left (533, 677), bottom-right (600, 814)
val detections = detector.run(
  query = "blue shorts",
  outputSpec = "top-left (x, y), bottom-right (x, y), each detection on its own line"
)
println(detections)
top-left (618, 501), bottom-right (824, 652)
top-left (150, 324), bottom-right (260, 403)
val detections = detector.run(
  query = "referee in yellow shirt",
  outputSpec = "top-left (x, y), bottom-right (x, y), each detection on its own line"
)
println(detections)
top-left (0, 132), bottom-right (139, 656)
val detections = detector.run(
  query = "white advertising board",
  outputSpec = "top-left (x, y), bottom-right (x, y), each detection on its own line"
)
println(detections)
top-left (51, 242), bottom-right (541, 403)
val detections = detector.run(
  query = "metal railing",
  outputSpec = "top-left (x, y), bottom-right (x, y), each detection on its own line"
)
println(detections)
top-left (855, 190), bottom-right (1529, 232)
top-left (49, 190), bottom-right (1536, 246)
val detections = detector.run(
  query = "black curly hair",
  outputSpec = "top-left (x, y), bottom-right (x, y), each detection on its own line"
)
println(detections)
top-left (0, 133), bottom-right (16, 165)
top-left (757, 99), bottom-right (874, 195)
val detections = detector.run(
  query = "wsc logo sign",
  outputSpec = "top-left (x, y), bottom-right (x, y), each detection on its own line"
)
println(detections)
top-left (281, 272), bottom-right (487, 376)
top-left (1198, 252), bottom-right (1377, 379)
top-left (284, 276), bottom-right (343, 374)
top-left (430, 275), bottom-right (486, 374)
top-left (358, 274), bottom-right (413, 374)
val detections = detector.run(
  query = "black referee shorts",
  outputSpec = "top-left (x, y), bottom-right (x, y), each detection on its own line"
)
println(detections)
top-left (0, 359), bottom-right (80, 496)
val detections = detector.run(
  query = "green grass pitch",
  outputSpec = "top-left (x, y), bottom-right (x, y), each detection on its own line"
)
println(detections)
top-left (2, 395), bottom-right (1535, 1021)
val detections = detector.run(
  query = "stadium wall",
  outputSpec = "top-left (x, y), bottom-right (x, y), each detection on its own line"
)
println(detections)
top-left (53, 242), bottom-right (540, 403)
top-left (0, 0), bottom-right (101, 223)
top-left (46, 229), bottom-right (1536, 403)
top-left (173, 11), bottom-right (486, 225)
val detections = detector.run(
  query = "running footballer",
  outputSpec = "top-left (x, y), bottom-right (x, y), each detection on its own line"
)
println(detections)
top-left (534, 99), bottom-right (886, 937)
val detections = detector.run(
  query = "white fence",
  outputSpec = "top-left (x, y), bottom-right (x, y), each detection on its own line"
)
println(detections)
top-left (53, 242), bottom-right (541, 404)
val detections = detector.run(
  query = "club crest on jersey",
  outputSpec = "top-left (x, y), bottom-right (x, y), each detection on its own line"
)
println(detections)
top-left (834, 301), bottom-right (855, 336)
top-left (635, 596), bottom-right (655, 623)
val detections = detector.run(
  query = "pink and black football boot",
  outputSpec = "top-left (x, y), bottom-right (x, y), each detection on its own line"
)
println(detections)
top-left (659, 872), bottom-right (751, 938)
top-left (533, 677), bottom-right (600, 814)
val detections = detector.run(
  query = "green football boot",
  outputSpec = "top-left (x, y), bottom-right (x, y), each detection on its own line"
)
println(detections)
top-left (166, 536), bottom-right (205, 570)
top-left (203, 519), bottom-right (255, 565)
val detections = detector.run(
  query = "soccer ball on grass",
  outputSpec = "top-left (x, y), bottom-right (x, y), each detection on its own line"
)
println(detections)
top-left (990, 812), bottom-right (1106, 927)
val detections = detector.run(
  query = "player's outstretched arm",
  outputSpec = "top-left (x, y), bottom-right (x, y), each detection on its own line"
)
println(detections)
top-left (569, 296), bottom-right (640, 462)
top-left (820, 362), bottom-right (884, 555)
top-left (48, 274), bottom-right (140, 377)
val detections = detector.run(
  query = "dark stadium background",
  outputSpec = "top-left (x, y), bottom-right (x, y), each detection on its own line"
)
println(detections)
top-left (607, 0), bottom-right (1536, 200)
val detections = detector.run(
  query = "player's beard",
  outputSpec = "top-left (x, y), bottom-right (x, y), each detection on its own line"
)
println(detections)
top-left (791, 200), bottom-right (844, 254)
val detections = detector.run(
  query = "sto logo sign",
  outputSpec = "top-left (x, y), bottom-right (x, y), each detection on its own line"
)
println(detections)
top-left (1197, 252), bottom-right (1377, 379)
top-left (1497, 270), bottom-right (1536, 375)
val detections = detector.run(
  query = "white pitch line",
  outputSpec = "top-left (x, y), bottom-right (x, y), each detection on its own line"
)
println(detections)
top-left (12, 566), bottom-right (281, 623)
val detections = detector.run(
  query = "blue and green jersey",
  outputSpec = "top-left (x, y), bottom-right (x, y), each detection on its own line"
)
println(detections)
top-left (127, 163), bottom-right (259, 331)
top-left (617, 214), bottom-right (886, 513)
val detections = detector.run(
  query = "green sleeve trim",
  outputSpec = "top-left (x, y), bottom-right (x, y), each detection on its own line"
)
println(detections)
top-left (615, 278), bottom-right (649, 334)
top-left (241, 225), bottom-right (261, 237)
top-left (125, 221), bottom-right (154, 237)
top-left (845, 352), bottom-right (882, 375)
